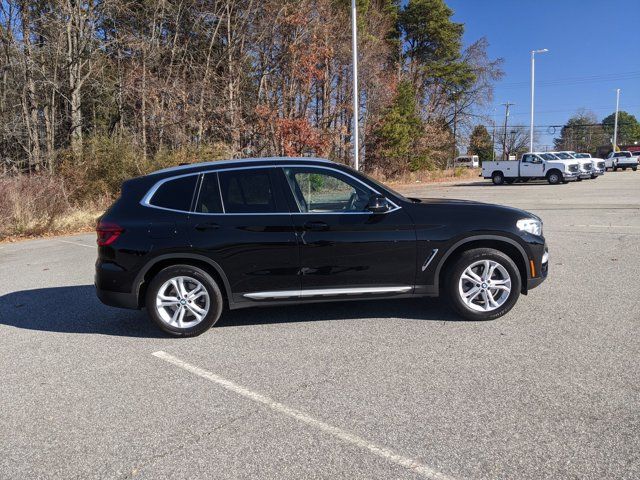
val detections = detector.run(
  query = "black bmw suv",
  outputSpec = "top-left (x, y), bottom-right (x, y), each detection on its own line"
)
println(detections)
top-left (96, 157), bottom-right (548, 337)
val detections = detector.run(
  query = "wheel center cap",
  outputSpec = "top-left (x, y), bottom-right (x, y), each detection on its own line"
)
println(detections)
top-left (180, 299), bottom-right (186, 305)
top-left (481, 282), bottom-right (488, 289)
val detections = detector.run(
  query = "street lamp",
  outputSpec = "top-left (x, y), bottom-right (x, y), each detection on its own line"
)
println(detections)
top-left (530, 48), bottom-right (548, 152)
top-left (351, 0), bottom-right (360, 170)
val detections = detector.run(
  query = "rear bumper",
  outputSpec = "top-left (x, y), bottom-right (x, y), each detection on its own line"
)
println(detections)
top-left (96, 286), bottom-right (139, 309)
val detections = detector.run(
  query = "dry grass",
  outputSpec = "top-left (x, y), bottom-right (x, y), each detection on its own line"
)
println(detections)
top-left (0, 175), bottom-right (107, 242)
top-left (371, 167), bottom-right (481, 187)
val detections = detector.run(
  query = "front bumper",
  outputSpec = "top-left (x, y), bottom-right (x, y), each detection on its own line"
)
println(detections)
top-left (527, 246), bottom-right (549, 291)
top-left (591, 169), bottom-right (604, 176)
top-left (563, 172), bottom-right (579, 181)
top-left (578, 172), bottom-right (592, 179)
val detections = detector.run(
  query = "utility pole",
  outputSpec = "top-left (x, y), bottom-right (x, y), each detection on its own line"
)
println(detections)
top-left (502, 102), bottom-right (514, 160)
top-left (351, 0), bottom-right (359, 170)
top-left (613, 88), bottom-right (620, 153)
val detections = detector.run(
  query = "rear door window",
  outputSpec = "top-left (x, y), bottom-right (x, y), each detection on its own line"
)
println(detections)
top-left (195, 173), bottom-right (223, 214)
top-left (218, 168), bottom-right (283, 213)
top-left (149, 175), bottom-right (197, 212)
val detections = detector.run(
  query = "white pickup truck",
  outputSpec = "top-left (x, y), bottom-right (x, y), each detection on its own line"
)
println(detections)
top-left (482, 152), bottom-right (581, 185)
top-left (573, 153), bottom-right (606, 178)
top-left (605, 151), bottom-right (638, 171)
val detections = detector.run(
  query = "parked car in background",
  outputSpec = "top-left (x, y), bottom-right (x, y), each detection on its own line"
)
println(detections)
top-left (605, 151), bottom-right (638, 171)
top-left (95, 157), bottom-right (549, 336)
top-left (482, 152), bottom-right (580, 185)
top-left (551, 151), bottom-right (593, 180)
top-left (454, 155), bottom-right (480, 168)
top-left (573, 153), bottom-right (605, 178)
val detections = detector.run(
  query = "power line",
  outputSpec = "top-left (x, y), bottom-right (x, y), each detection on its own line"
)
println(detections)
top-left (499, 70), bottom-right (640, 89)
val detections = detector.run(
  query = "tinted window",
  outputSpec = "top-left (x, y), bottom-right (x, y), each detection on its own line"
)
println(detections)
top-left (150, 175), bottom-right (197, 211)
top-left (195, 173), bottom-right (223, 214)
top-left (284, 167), bottom-right (373, 213)
top-left (218, 169), bottom-right (280, 213)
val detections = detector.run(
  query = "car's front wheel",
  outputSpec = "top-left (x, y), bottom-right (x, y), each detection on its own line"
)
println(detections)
top-left (547, 171), bottom-right (562, 185)
top-left (145, 265), bottom-right (223, 337)
top-left (445, 248), bottom-right (521, 321)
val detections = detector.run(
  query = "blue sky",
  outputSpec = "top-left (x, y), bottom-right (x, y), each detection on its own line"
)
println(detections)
top-left (447, 0), bottom-right (640, 149)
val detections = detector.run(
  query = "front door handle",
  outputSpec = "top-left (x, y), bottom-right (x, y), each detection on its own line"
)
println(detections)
top-left (303, 221), bottom-right (329, 231)
top-left (194, 222), bottom-right (220, 231)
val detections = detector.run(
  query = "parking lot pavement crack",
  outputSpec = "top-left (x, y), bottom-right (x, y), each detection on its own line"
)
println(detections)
top-left (119, 407), bottom-right (264, 479)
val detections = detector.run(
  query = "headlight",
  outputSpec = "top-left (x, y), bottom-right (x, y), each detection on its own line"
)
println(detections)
top-left (517, 218), bottom-right (542, 236)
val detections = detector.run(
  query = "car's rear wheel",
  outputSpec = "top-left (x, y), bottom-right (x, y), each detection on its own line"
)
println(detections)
top-left (492, 172), bottom-right (505, 185)
top-left (145, 265), bottom-right (223, 337)
top-left (633, 167), bottom-right (637, 171)
top-left (445, 248), bottom-right (521, 321)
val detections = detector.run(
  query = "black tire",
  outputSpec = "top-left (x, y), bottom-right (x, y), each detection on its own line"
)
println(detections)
top-left (591, 174), bottom-right (597, 179)
top-left (613, 166), bottom-right (618, 171)
top-left (444, 248), bottom-right (521, 321)
top-left (492, 171), bottom-right (505, 185)
top-left (547, 171), bottom-right (562, 185)
top-left (633, 167), bottom-right (637, 171)
top-left (145, 264), bottom-right (223, 337)
top-left (622, 167), bottom-right (627, 171)
top-left (576, 177), bottom-right (582, 182)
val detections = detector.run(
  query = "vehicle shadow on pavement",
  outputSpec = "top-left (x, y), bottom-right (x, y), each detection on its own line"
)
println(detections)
top-left (218, 297), bottom-right (460, 327)
top-left (0, 285), bottom-right (163, 337)
top-left (0, 286), bottom-right (462, 336)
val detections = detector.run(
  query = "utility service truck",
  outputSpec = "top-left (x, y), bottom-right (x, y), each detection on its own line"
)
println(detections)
top-left (482, 152), bottom-right (581, 185)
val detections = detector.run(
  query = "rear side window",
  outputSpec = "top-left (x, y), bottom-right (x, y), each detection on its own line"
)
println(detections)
top-left (149, 175), bottom-right (197, 212)
top-left (218, 169), bottom-right (281, 213)
top-left (195, 173), bottom-right (223, 214)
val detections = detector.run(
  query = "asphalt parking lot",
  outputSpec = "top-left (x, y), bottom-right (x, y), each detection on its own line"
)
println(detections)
top-left (1, 172), bottom-right (639, 479)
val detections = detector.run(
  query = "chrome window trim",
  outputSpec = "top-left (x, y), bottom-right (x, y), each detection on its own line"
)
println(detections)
top-left (243, 285), bottom-right (412, 300)
top-left (141, 163), bottom-right (402, 216)
top-left (140, 172), bottom-right (202, 215)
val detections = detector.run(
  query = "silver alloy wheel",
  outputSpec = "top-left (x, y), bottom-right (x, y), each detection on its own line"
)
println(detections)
top-left (458, 260), bottom-right (512, 312)
top-left (155, 276), bottom-right (210, 329)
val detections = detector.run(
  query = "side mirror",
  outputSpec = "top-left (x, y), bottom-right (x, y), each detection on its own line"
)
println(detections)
top-left (367, 194), bottom-right (390, 213)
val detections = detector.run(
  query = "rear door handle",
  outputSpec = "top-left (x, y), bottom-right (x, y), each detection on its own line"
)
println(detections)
top-left (303, 221), bottom-right (329, 231)
top-left (194, 222), bottom-right (220, 231)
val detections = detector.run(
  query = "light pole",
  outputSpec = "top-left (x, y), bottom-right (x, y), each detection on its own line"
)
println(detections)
top-left (530, 48), bottom-right (548, 152)
top-left (351, 0), bottom-right (359, 170)
top-left (613, 88), bottom-right (620, 152)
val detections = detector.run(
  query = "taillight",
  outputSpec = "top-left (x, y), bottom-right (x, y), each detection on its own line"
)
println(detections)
top-left (96, 221), bottom-right (124, 246)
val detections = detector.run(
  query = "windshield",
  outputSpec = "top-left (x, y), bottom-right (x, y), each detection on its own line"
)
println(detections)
top-left (574, 153), bottom-right (590, 158)
top-left (540, 153), bottom-right (558, 160)
top-left (554, 152), bottom-right (574, 159)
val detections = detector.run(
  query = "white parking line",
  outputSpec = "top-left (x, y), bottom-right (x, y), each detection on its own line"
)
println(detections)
top-left (152, 351), bottom-right (453, 480)
top-left (571, 224), bottom-right (638, 229)
top-left (57, 239), bottom-right (96, 248)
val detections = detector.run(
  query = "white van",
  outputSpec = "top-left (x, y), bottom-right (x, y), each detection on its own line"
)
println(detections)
top-left (453, 155), bottom-right (480, 168)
